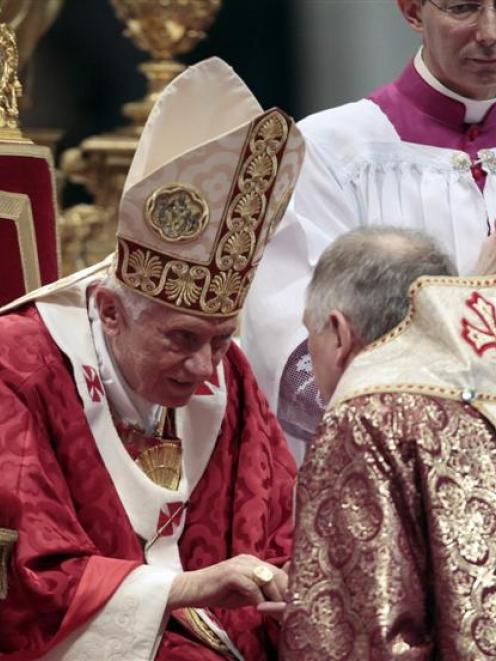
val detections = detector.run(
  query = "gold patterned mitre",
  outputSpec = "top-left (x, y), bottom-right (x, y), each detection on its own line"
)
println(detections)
top-left (116, 57), bottom-right (305, 316)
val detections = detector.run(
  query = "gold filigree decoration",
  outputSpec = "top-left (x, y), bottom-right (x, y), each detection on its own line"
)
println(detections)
top-left (210, 110), bottom-right (289, 312)
top-left (253, 112), bottom-right (289, 151)
top-left (203, 271), bottom-right (242, 314)
top-left (232, 191), bottom-right (265, 226)
top-left (145, 183), bottom-right (209, 243)
top-left (164, 262), bottom-right (208, 307)
top-left (216, 230), bottom-right (253, 271)
top-left (117, 109), bottom-right (291, 316)
top-left (243, 152), bottom-right (277, 191)
top-left (126, 248), bottom-right (163, 292)
top-left (110, 0), bottom-right (222, 62)
top-left (109, 0), bottom-right (222, 128)
top-left (0, 22), bottom-right (24, 139)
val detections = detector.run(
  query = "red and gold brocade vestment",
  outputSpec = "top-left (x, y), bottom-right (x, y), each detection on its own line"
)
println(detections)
top-left (0, 260), bottom-right (295, 660)
top-left (282, 275), bottom-right (496, 660)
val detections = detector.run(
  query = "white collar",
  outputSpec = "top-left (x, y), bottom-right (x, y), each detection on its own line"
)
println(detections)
top-left (414, 47), bottom-right (496, 124)
top-left (88, 292), bottom-right (162, 434)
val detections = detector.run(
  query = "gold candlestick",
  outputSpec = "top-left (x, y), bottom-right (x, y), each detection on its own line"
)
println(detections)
top-left (110, 0), bottom-right (222, 132)
top-left (0, 0), bottom-right (27, 143)
top-left (1, 0), bottom-right (63, 73)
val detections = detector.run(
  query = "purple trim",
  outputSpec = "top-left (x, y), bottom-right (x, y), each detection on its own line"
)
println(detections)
top-left (368, 61), bottom-right (496, 189)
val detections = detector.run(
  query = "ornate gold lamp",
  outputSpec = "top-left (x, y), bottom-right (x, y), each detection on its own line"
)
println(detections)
top-left (0, 0), bottom-right (28, 143)
top-left (1, 0), bottom-right (64, 150)
top-left (109, 0), bottom-right (222, 131)
top-left (0, 0), bottom-right (61, 304)
top-left (1, 0), bottom-right (63, 73)
top-left (60, 0), bottom-right (222, 275)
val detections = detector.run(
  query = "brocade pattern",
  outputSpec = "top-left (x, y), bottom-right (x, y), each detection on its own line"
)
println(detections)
top-left (0, 305), bottom-right (295, 659)
top-left (281, 393), bottom-right (496, 660)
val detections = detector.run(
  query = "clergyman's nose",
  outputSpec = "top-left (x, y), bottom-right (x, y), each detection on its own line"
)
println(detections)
top-left (185, 343), bottom-right (214, 379)
top-left (477, 6), bottom-right (496, 46)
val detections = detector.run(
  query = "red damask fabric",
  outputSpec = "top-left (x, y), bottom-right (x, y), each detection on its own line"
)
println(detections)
top-left (0, 153), bottom-right (59, 306)
top-left (281, 392), bottom-right (496, 660)
top-left (0, 304), bottom-right (295, 659)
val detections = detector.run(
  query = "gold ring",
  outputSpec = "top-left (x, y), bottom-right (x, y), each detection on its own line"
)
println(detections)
top-left (253, 564), bottom-right (274, 586)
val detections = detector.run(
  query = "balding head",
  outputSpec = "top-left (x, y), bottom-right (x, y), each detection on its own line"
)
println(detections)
top-left (306, 226), bottom-right (455, 343)
top-left (303, 226), bottom-right (455, 402)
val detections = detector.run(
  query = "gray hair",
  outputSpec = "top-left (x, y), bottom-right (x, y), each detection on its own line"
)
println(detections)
top-left (305, 226), bottom-right (456, 343)
top-left (101, 274), bottom-right (158, 321)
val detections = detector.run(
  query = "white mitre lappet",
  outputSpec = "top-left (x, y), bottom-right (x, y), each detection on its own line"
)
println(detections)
top-left (116, 56), bottom-right (305, 317)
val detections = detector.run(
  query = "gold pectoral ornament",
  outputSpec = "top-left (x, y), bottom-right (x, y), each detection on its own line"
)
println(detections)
top-left (135, 438), bottom-right (182, 490)
top-left (133, 406), bottom-right (183, 491)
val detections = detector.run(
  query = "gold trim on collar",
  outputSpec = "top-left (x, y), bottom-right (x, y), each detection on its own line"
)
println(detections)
top-left (364, 274), bottom-right (496, 355)
top-left (332, 383), bottom-right (496, 409)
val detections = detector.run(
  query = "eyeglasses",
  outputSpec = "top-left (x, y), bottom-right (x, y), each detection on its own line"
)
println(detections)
top-left (428, 0), bottom-right (496, 23)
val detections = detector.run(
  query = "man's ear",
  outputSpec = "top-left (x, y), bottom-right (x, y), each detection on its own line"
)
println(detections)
top-left (397, 0), bottom-right (424, 32)
top-left (329, 310), bottom-right (360, 369)
top-left (95, 287), bottom-right (125, 337)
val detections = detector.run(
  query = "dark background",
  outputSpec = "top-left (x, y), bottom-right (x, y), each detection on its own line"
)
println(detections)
top-left (20, 0), bottom-right (296, 174)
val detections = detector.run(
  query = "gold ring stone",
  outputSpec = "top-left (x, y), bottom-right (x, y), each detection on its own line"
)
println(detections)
top-left (253, 565), bottom-right (274, 586)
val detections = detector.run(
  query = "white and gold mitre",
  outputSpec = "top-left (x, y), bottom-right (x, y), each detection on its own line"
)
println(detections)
top-left (115, 57), bottom-right (305, 317)
top-left (331, 275), bottom-right (496, 415)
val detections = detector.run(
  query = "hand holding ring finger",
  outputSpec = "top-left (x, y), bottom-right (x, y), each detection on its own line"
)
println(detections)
top-left (252, 565), bottom-right (274, 587)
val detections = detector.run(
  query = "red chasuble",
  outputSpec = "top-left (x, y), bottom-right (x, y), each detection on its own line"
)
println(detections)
top-left (0, 304), bottom-right (295, 659)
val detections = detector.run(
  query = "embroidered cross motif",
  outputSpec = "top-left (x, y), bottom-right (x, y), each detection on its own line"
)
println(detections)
top-left (157, 502), bottom-right (185, 537)
top-left (461, 292), bottom-right (496, 357)
top-left (82, 365), bottom-right (105, 403)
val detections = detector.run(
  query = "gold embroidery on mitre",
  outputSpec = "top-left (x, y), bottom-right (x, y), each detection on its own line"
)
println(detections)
top-left (0, 527), bottom-right (18, 599)
top-left (118, 109), bottom-right (291, 316)
top-left (164, 262), bottom-right (210, 308)
top-left (201, 270), bottom-right (242, 315)
top-left (135, 440), bottom-right (182, 490)
top-left (124, 247), bottom-right (165, 294)
top-left (145, 184), bottom-right (209, 243)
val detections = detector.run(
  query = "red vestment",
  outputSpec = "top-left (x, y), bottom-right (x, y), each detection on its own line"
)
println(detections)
top-left (0, 304), bottom-right (295, 659)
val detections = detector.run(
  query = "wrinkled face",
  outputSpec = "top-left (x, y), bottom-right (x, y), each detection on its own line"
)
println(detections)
top-left (100, 290), bottom-right (237, 407)
top-left (402, 0), bottom-right (496, 99)
top-left (304, 311), bottom-right (342, 404)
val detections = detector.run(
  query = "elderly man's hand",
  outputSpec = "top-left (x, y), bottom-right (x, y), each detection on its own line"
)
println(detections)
top-left (473, 223), bottom-right (496, 275)
top-left (168, 554), bottom-right (287, 611)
